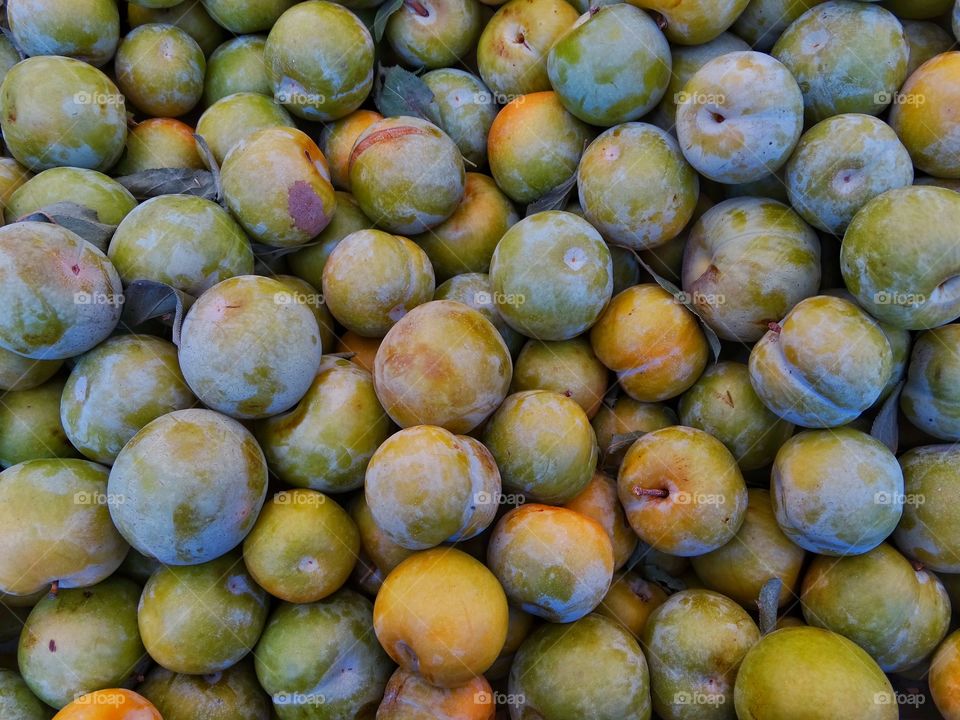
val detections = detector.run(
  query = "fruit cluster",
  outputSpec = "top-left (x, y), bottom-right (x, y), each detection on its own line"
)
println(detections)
top-left (0, 0), bottom-right (959, 718)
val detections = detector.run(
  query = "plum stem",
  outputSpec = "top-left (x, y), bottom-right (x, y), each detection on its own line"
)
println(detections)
top-left (49, 580), bottom-right (59, 597)
top-left (405, 0), bottom-right (429, 16)
top-left (768, 321), bottom-right (782, 334)
top-left (633, 487), bottom-right (669, 499)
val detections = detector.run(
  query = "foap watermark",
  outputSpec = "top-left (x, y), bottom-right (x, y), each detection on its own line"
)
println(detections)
top-left (875, 491), bottom-right (925, 506)
top-left (675, 91), bottom-right (726, 106)
top-left (674, 491), bottom-right (727, 506)
top-left (874, 291), bottom-right (926, 307)
top-left (275, 90), bottom-right (326, 106)
top-left (875, 691), bottom-right (926, 708)
top-left (875, 90), bottom-right (926, 107)
top-left (74, 90), bottom-right (124, 106)
top-left (474, 690), bottom-right (526, 706)
top-left (474, 491), bottom-right (526, 506)
top-left (474, 290), bottom-right (525, 307)
top-left (674, 691), bottom-right (726, 707)
top-left (273, 692), bottom-right (326, 707)
top-left (72, 691), bottom-right (129, 708)
top-left (74, 491), bottom-right (125, 507)
top-left (75, 291), bottom-right (124, 305)
top-left (274, 291), bottom-right (324, 308)
top-left (275, 491), bottom-right (326, 507)
top-left (674, 290), bottom-right (725, 307)
top-left (473, 91), bottom-right (526, 106)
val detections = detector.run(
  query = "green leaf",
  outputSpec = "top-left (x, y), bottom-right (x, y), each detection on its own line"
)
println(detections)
top-left (18, 202), bottom-right (116, 252)
top-left (607, 431), bottom-right (647, 456)
top-left (622, 244), bottom-right (723, 362)
top-left (120, 280), bottom-right (195, 345)
top-left (115, 168), bottom-right (218, 201)
top-left (640, 565), bottom-right (686, 594)
top-left (373, 0), bottom-right (404, 42)
top-left (758, 577), bottom-right (783, 635)
top-left (373, 65), bottom-right (442, 125)
top-left (525, 170), bottom-right (578, 216)
top-left (193, 133), bottom-right (223, 204)
top-left (871, 380), bottom-right (904, 454)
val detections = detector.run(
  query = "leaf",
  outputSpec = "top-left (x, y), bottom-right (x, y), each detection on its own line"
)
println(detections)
top-left (250, 238), bottom-right (323, 260)
top-left (607, 431), bottom-right (647, 456)
top-left (758, 577), bottom-right (783, 636)
top-left (193, 134), bottom-right (223, 204)
top-left (871, 380), bottom-right (904, 454)
top-left (640, 565), bottom-right (686, 594)
top-left (327, 351), bottom-right (357, 360)
top-left (373, 0), bottom-right (403, 41)
top-left (115, 168), bottom-right (218, 201)
top-left (373, 65), bottom-right (442, 125)
top-left (525, 171), bottom-right (578, 216)
top-left (120, 280), bottom-right (195, 345)
top-left (623, 245), bottom-right (723, 362)
top-left (18, 202), bottom-right (116, 252)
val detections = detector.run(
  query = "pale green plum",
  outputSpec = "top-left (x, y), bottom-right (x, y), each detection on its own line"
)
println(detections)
top-left (385, 0), bottom-right (483, 69)
top-left (350, 116), bottom-right (466, 234)
top-left (642, 589), bottom-right (759, 720)
top-left (0, 222), bottom-right (122, 360)
top-left (578, 123), bottom-right (699, 251)
top-left (421, 70), bottom-right (498, 167)
top-left (786, 114), bottom-right (913, 234)
top-left (679, 362), bottom-right (794, 471)
top-left (901, 325), bottom-right (960, 441)
top-left (749, 296), bottom-right (894, 426)
top-left (0, 459), bottom-right (127, 597)
top-left (841, 186), bottom-right (960, 329)
top-left (0, 348), bottom-right (60, 392)
top-left (414, 173), bottom-right (518, 282)
top-left (681, 197), bottom-right (820, 342)
top-left (374, 300), bottom-right (512, 432)
top-left (255, 591), bottom-right (392, 719)
top-left (801, 543), bottom-right (951, 672)
top-left (882, 0), bottom-right (953, 19)
top-left (138, 661), bottom-right (271, 720)
top-left (894, 444), bottom-right (960, 572)
top-left (477, 0), bottom-right (579, 97)
top-left (627, 0), bottom-right (751, 44)
top-left (487, 91), bottom-right (591, 205)
top-left (618, 426), bottom-right (748, 557)
top-left (115, 24), bottom-right (206, 117)
top-left (488, 504), bottom-right (614, 622)
top-left (547, 4), bottom-right (671, 126)
top-left (127, 1), bottom-right (227, 55)
top-left (264, 1), bottom-right (374, 121)
top-left (0, 56), bottom-right (127, 172)
top-left (691, 488), bottom-right (805, 610)
top-left (178, 276), bottom-right (322, 419)
top-left (734, 627), bottom-right (898, 720)
top-left (489, 211), bottom-right (613, 340)
top-left (107, 408), bottom-right (268, 565)
top-left (483, 390), bottom-right (597, 504)
top-left (273, 275), bottom-right (336, 352)
top-left (202, 0), bottom-right (297, 32)
top-left (0, 670), bottom-right (50, 719)
top-left (0, 378), bottom-right (78, 467)
top-left (196, 92), bottom-right (296, 164)
top-left (366, 425), bottom-right (500, 549)
top-left (902, 20), bottom-right (954, 76)
top-left (650, 32), bottom-right (749, 130)
top-left (18, 577), bottom-right (144, 709)
top-left (772, 1), bottom-right (909, 123)
top-left (509, 615), bottom-right (652, 720)
top-left (511, 337), bottom-right (609, 418)
top-left (771, 428), bottom-right (903, 555)
top-left (592, 396), bottom-right (677, 469)
top-left (138, 552), bottom-right (268, 674)
top-left (221, 126), bottom-right (337, 248)
top-left (433, 272), bottom-right (525, 354)
top-left (204, 36), bottom-right (271, 106)
top-left (6, 0), bottom-right (119, 65)
top-left (60, 335), bottom-right (196, 465)
top-left (5, 167), bottom-right (137, 230)
top-left (321, 229), bottom-right (435, 337)
top-left (676, 52), bottom-right (803, 184)
top-left (254, 356), bottom-right (392, 493)
top-left (108, 194), bottom-right (254, 296)
top-left (731, 0), bottom-right (825, 50)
